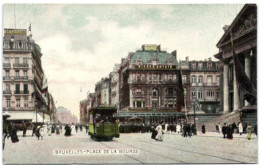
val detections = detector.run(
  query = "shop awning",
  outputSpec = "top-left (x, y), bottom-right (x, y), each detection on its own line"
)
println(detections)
top-left (7, 111), bottom-right (33, 121)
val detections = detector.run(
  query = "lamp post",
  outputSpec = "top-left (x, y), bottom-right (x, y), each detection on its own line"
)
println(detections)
top-left (192, 97), bottom-right (197, 135)
top-left (35, 100), bottom-right (38, 124)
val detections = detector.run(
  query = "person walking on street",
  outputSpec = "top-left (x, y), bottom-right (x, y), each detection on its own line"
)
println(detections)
top-left (222, 123), bottom-right (227, 138)
top-left (254, 124), bottom-right (257, 136)
top-left (188, 123), bottom-right (192, 137)
top-left (218, 123), bottom-right (221, 134)
top-left (47, 124), bottom-right (52, 136)
top-left (238, 122), bottom-right (243, 135)
top-left (56, 125), bottom-right (60, 135)
top-left (32, 124), bottom-right (36, 137)
top-left (22, 121), bottom-right (27, 137)
top-left (247, 124), bottom-right (252, 140)
top-left (151, 125), bottom-right (157, 139)
top-left (202, 124), bottom-right (206, 134)
top-left (10, 123), bottom-right (19, 143)
top-left (75, 124), bottom-right (78, 133)
top-left (176, 124), bottom-right (181, 134)
top-left (39, 125), bottom-right (44, 140)
top-left (155, 121), bottom-right (164, 141)
top-left (227, 124), bottom-right (233, 140)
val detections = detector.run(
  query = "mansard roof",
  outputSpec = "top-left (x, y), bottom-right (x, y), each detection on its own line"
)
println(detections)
top-left (130, 50), bottom-right (178, 65)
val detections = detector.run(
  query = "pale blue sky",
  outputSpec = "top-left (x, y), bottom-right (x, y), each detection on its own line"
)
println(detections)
top-left (3, 4), bottom-right (244, 118)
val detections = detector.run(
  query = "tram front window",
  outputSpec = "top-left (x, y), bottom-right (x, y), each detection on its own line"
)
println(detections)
top-left (95, 113), bottom-right (116, 123)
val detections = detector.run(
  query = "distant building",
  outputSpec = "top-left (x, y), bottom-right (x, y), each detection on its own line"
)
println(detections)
top-left (56, 106), bottom-right (78, 124)
top-left (109, 64), bottom-right (120, 109)
top-left (2, 28), bottom-right (53, 123)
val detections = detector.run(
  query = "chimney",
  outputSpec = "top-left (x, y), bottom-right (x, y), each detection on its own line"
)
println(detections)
top-left (157, 45), bottom-right (161, 52)
top-left (186, 56), bottom-right (189, 63)
top-left (222, 25), bottom-right (229, 32)
top-left (171, 50), bottom-right (177, 59)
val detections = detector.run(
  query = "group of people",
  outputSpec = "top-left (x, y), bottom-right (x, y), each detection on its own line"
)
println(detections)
top-left (151, 121), bottom-right (165, 141)
top-left (219, 122), bottom-right (257, 140)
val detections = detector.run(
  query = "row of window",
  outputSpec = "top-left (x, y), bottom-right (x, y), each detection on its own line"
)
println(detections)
top-left (4, 41), bottom-right (33, 50)
top-left (191, 63), bottom-right (217, 70)
top-left (4, 70), bottom-right (28, 77)
top-left (6, 99), bottom-right (28, 108)
top-left (191, 75), bottom-right (220, 85)
top-left (132, 74), bottom-right (187, 82)
top-left (5, 84), bottom-right (29, 93)
top-left (132, 88), bottom-right (187, 97)
top-left (4, 57), bottom-right (28, 64)
top-left (191, 90), bottom-right (220, 99)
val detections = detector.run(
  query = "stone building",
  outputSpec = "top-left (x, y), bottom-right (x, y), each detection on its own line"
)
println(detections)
top-left (80, 93), bottom-right (94, 125)
top-left (118, 45), bottom-right (189, 124)
top-left (56, 106), bottom-right (78, 124)
top-left (109, 64), bottom-right (120, 109)
top-left (214, 4), bottom-right (257, 126)
top-left (2, 28), bottom-right (52, 123)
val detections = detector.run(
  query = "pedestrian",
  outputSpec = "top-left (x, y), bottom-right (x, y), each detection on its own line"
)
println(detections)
top-left (3, 115), bottom-right (10, 150)
top-left (243, 123), bottom-right (248, 133)
top-left (202, 124), bottom-right (206, 134)
top-left (164, 123), bottom-right (168, 133)
top-left (227, 124), bottom-right (233, 140)
top-left (22, 121), bottom-right (27, 137)
top-left (10, 123), bottom-right (19, 143)
top-left (188, 123), bottom-right (192, 137)
top-left (47, 124), bottom-right (52, 136)
top-left (155, 121), bottom-right (164, 141)
top-left (65, 124), bottom-right (71, 136)
top-left (218, 123), bottom-right (221, 134)
top-left (32, 124), bottom-right (36, 137)
top-left (192, 124), bottom-right (196, 135)
top-left (232, 122), bottom-right (237, 133)
top-left (151, 125), bottom-right (157, 139)
top-left (40, 125), bottom-right (44, 140)
top-left (36, 125), bottom-right (41, 140)
top-left (51, 125), bottom-right (55, 133)
top-left (254, 124), bottom-right (257, 136)
top-left (247, 124), bottom-right (252, 140)
top-left (238, 122), bottom-right (243, 135)
top-left (75, 124), bottom-right (78, 133)
top-left (222, 123), bottom-right (227, 138)
top-left (80, 125), bottom-right (83, 132)
top-left (176, 124), bottom-right (181, 134)
top-left (183, 124), bottom-right (187, 137)
top-left (71, 124), bottom-right (75, 135)
top-left (56, 125), bottom-right (60, 135)
top-left (216, 124), bottom-right (219, 133)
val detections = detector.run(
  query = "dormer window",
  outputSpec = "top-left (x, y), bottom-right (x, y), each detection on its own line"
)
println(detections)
top-left (207, 63), bottom-right (212, 69)
top-left (198, 63), bottom-right (203, 70)
top-left (192, 63), bottom-right (196, 69)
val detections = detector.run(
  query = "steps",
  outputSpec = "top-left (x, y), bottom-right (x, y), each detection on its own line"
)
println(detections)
top-left (196, 111), bottom-right (241, 132)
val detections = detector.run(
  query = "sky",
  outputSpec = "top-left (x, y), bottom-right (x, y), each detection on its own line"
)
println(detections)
top-left (3, 4), bottom-right (244, 119)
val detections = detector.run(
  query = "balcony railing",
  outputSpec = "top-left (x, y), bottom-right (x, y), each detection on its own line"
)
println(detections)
top-left (204, 83), bottom-right (219, 86)
top-left (14, 76), bottom-right (29, 81)
top-left (13, 63), bottom-right (29, 68)
top-left (3, 63), bottom-right (11, 68)
top-left (3, 90), bottom-right (12, 95)
top-left (3, 76), bottom-right (11, 81)
top-left (14, 90), bottom-right (29, 95)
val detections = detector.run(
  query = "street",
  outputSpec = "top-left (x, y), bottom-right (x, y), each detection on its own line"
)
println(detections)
top-left (3, 129), bottom-right (258, 164)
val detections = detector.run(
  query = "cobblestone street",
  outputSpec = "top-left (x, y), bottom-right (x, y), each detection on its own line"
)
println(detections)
top-left (2, 129), bottom-right (258, 164)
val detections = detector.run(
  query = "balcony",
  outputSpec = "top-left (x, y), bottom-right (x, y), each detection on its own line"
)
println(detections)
top-left (14, 76), bottom-right (29, 81)
top-left (14, 90), bottom-right (29, 95)
top-left (13, 63), bottom-right (29, 68)
top-left (3, 76), bottom-right (11, 81)
top-left (3, 90), bottom-right (12, 95)
top-left (204, 83), bottom-right (219, 87)
top-left (3, 63), bottom-right (11, 68)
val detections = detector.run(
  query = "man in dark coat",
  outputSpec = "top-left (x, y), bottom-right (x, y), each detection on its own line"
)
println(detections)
top-left (202, 124), bottom-right (206, 134)
top-left (80, 125), bottom-right (82, 132)
top-left (232, 122), bottom-right (237, 133)
top-left (151, 125), bottom-right (157, 139)
top-left (32, 124), bottom-right (36, 136)
top-left (22, 121), bottom-right (27, 137)
top-left (187, 124), bottom-right (192, 137)
top-left (183, 124), bottom-right (187, 137)
top-left (192, 124), bottom-right (196, 135)
top-left (65, 124), bottom-right (71, 136)
top-left (216, 124), bottom-right (219, 132)
top-left (227, 124), bottom-right (233, 140)
top-left (9, 123), bottom-right (19, 143)
top-left (254, 124), bottom-right (257, 136)
top-left (222, 123), bottom-right (227, 138)
top-left (51, 125), bottom-right (55, 133)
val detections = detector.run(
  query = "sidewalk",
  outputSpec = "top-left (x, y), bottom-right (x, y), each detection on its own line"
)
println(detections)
top-left (167, 131), bottom-right (258, 139)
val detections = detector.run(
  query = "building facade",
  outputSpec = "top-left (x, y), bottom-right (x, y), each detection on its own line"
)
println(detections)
top-left (109, 64), bottom-right (120, 109)
top-left (189, 58), bottom-right (221, 113)
top-left (2, 28), bottom-right (53, 123)
top-left (56, 106), bottom-right (78, 124)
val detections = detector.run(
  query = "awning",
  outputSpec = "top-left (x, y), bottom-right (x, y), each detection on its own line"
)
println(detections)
top-left (7, 111), bottom-right (33, 121)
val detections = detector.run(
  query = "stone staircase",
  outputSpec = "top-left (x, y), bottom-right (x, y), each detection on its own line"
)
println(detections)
top-left (196, 111), bottom-right (241, 132)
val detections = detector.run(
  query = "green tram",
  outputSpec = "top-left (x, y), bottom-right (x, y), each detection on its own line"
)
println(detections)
top-left (88, 106), bottom-right (120, 140)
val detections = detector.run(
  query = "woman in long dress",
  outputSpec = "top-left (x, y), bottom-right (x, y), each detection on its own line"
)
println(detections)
top-left (47, 125), bottom-right (52, 136)
top-left (238, 122), bottom-right (243, 135)
top-left (56, 125), bottom-right (60, 135)
top-left (155, 122), bottom-right (164, 141)
top-left (176, 124), bottom-right (181, 134)
top-left (39, 125), bottom-right (44, 140)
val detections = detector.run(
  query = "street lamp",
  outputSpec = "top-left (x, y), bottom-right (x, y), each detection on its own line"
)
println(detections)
top-left (35, 100), bottom-right (38, 124)
top-left (192, 97), bottom-right (197, 135)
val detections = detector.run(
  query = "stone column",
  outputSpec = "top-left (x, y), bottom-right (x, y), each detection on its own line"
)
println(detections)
top-left (129, 89), bottom-right (133, 107)
top-left (244, 53), bottom-right (251, 106)
top-left (223, 64), bottom-right (229, 112)
top-left (233, 65), bottom-right (239, 111)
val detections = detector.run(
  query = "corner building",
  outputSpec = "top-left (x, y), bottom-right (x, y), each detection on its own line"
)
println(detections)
top-left (118, 45), bottom-right (190, 124)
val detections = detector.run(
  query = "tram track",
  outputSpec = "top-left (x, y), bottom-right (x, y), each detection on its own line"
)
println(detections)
top-left (98, 141), bottom-right (145, 164)
top-left (135, 137), bottom-right (254, 164)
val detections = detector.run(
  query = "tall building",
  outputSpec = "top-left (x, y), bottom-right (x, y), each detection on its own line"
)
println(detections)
top-left (109, 64), bottom-right (120, 108)
top-left (214, 4), bottom-right (257, 126)
top-left (118, 45), bottom-right (189, 124)
top-left (2, 28), bottom-right (52, 123)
